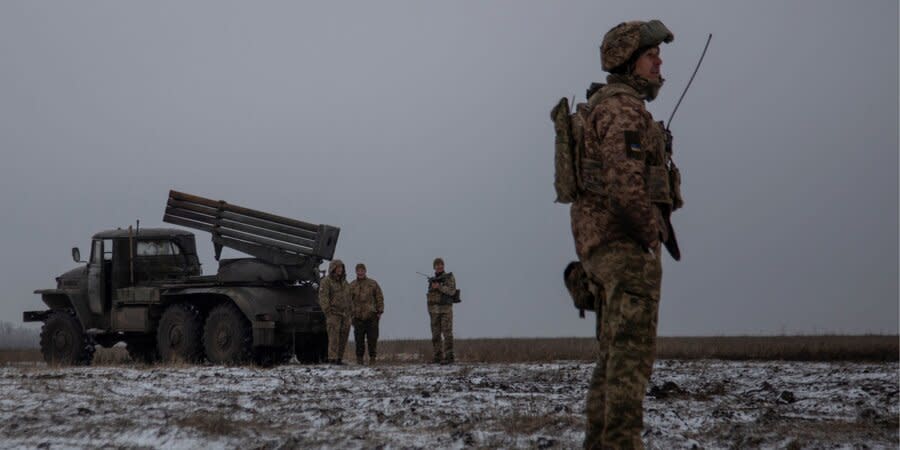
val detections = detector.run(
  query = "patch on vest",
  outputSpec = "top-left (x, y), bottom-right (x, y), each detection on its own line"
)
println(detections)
top-left (624, 130), bottom-right (642, 160)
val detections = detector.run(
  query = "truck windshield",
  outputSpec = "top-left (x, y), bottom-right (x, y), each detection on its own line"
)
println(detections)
top-left (136, 240), bottom-right (181, 256)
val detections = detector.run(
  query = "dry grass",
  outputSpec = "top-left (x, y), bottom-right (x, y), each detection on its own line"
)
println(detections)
top-left (2, 335), bottom-right (896, 365)
top-left (655, 335), bottom-right (899, 362)
top-left (0, 349), bottom-right (41, 363)
top-left (375, 335), bottom-right (898, 363)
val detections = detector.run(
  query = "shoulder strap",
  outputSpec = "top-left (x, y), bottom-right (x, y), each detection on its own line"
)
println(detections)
top-left (590, 83), bottom-right (641, 106)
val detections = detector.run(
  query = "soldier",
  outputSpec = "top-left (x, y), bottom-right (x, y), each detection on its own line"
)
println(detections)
top-left (568, 20), bottom-right (683, 449)
top-left (350, 263), bottom-right (384, 365)
top-left (426, 257), bottom-right (456, 364)
top-left (318, 259), bottom-right (351, 365)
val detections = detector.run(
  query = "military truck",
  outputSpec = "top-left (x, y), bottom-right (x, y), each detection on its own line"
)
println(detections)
top-left (24, 190), bottom-right (340, 366)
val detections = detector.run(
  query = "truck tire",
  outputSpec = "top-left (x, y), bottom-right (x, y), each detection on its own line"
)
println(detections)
top-left (126, 339), bottom-right (160, 364)
top-left (203, 302), bottom-right (253, 365)
top-left (157, 304), bottom-right (204, 363)
top-left (39, 310), bottom-right (94, 366)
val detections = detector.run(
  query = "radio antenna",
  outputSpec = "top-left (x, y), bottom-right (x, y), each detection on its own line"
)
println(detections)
top-left (667, 33), bottom-right (712, 131)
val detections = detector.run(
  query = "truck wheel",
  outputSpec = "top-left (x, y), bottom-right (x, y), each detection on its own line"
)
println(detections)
top-left (39, 310), bottom-right (94, 366)
top-left (203, 303), bottom-right (252, 365)
top-left (126, 339), bottom-right (160, 364)
top-left (157, 304), bottom-right (204, 363)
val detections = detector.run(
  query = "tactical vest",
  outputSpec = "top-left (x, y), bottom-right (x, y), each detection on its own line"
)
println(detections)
top-left (580, 83), bottom-right (683, 211)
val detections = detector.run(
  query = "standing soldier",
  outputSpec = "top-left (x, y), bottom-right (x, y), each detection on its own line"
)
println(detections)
top-left (426, 258), bottom-right (457, 364)
top-left (319, 259), bottom-right (351, 365)
top-left (350, 263), bottom-right (384, 365)
top-left (566, 20), bottom-right (683, 449)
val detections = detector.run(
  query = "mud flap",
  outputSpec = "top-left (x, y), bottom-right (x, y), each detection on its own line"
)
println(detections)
top-left (252, 321), bottom-right (275, 347)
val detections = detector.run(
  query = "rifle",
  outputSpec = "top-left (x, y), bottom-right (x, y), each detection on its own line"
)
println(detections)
top-left (416, 271), bottom-right (440, 287)
top-left (416, 272), bottom-right (461, 304)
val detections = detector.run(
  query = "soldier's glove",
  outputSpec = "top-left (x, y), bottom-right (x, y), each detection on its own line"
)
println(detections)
top-left (564, 262), bottom-right (599, 318)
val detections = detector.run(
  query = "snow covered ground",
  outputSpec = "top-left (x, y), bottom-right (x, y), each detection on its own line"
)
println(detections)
top-left (0, 360), bottom-right (896, 449)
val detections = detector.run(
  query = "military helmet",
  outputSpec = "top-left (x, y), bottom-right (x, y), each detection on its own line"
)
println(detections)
top-left (601, 20), bottom-right (674, 72)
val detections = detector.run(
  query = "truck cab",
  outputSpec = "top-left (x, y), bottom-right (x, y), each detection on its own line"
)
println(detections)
top-left (83, 229), bottom-right (201, 324)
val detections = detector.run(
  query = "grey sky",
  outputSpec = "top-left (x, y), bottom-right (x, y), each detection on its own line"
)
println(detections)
top-left (1, 1), bottom-right (897, 339)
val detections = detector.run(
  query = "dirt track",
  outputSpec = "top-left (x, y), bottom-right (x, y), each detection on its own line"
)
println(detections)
top-left (0, 360), bottom-right (897, 449)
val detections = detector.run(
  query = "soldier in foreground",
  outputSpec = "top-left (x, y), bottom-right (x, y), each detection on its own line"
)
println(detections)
top-left (350, 263), bottom-right (384, 365)
top-left (319, 259), bottom-right (351, 365)
top-left (557, 20), bottom-right (684, 449)
top-left (426, 258), bottom-right (456, 364)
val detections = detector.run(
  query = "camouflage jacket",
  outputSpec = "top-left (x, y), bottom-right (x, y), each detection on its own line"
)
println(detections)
top-left (426, 272), bottom-right (456, 311)
top-left (350, 277), bottom-right (384, 321)
top-left (570, 78), bottom-right (681, 260)
top-left (319, 260), bottom-right (351, 316)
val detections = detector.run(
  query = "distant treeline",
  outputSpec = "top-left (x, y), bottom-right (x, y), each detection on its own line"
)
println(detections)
top-left (0, 321), bottom-right (39, 349)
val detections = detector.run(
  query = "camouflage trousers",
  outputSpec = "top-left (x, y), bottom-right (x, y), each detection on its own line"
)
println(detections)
top-left (353, 317), bottom-right (379, 360)
top-left (428, 305), bottom-right (454, 361)
top-left (583, 240), bottom-right (662, 450)
top-left (325, 313), bottom-right (351, 362)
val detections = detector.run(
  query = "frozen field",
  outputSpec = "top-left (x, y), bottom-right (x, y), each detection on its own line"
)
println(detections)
top-left (0, 360), bottom-right (897, 449)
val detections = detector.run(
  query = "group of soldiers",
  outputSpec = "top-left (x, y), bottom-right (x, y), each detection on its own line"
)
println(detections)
top-left (318, 17), bottom-right (682, 449)
top-left (317, 257), bottom-right (457, 365)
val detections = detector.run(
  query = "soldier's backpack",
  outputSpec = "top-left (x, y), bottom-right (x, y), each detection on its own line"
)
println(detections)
top-left (551, 98), bottom-right (581, 203)
top-left (550, 83), bottom-right (608, 203)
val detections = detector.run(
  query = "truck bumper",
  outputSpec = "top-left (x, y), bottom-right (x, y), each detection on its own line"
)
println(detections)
top-left (23, 310), bottom-right (51, 323)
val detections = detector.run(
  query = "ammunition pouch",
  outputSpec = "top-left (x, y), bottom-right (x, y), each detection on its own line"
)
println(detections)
top-left (646, 165), bottom-right (672, 206)
top-left (669, 162), bottom-right (684, 211)
top-left (580, 158), bottom-right (605, 195)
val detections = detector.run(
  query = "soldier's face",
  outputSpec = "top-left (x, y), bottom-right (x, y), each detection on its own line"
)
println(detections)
top-left (356, 267), bottom-right (366, 279)
top-left (633, 46), bottom-right (662, 82)
top-left (434, 262), bottom-right (444, 273)
top-left (334, 265), bottom-right (344, 276)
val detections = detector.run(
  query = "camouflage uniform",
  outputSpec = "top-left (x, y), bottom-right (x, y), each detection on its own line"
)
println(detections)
top-left (426, 269), bottom-right (456, 362)
top-left (350, 274), bottom-right (384, 363)
top-left (569, 20), bottom-right (682, 450)
top-left (319, 260), bottom-right (351, 363)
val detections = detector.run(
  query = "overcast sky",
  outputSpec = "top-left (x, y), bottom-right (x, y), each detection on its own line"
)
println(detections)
top-left (1, 1), bottom-right (897, 339)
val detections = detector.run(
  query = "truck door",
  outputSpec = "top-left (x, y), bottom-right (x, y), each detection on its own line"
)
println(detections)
top-left (87, 239), bottom-right (111, 315)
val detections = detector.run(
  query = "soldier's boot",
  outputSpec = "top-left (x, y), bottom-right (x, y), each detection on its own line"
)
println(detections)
top-left (432, 353), bottom-right (443, 364)
top-left (356, 356), bottom-right (364, 365)
top-left (442, 354), bottom-right (455, 365)
top-left (369, 354), bottom-right (377, 365)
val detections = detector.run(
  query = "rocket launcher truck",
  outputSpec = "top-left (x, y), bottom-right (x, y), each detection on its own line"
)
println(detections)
top-left (24, 190), bottom-right (340, 366)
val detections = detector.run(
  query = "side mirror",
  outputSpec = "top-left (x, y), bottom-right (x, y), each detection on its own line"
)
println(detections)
top-left (72, 247), bottom-right (82, 263)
